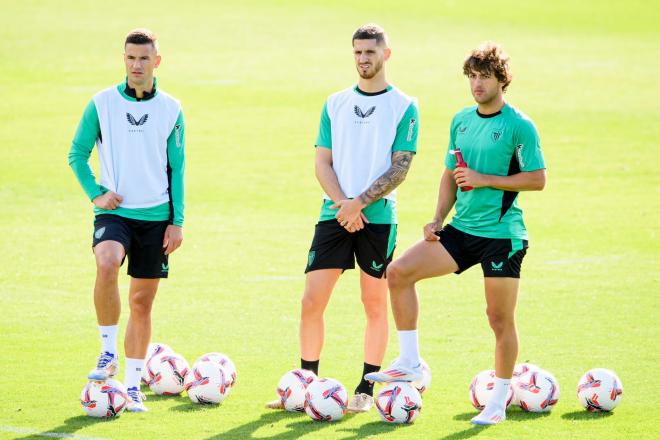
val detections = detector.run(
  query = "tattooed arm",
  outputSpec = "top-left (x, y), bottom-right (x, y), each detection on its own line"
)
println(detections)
top-left (333, 151), bottom-right (415, 230)
top-left (359, 151), bottom-right (415, 205)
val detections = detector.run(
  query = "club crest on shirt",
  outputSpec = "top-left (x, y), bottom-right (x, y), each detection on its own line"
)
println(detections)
top-left (492, 130), bottom-right (502, 142)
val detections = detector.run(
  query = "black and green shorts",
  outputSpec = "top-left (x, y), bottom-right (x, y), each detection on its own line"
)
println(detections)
top-left (436, 224), bottom-right (528, 278)
top-left (92, 214), bottom-right (170, 279)
top-left (305, 220), bottom-right (397, 279)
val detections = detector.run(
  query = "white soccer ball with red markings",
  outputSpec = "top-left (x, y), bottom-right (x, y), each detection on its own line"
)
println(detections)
top-left (194, 352), bottom-right (237, 387)
top-left (146, 352), bottom-right (190, 395)
top-left (304, 377), bottom-right (348, 422)
top-left (511, 362), bottom-right (541, 406)
top-left (184, 360), bottom-right (232, 404)
top-left (80, 379), bottom-right (128, 418)
top-left (469, 369), bottom-right (514, 410)
top-left (275, 369), bottom-right (317, 412)
top-left (376, 382), bottom-right (423, 424)
top-left (577, 368), bottom-right (623, 412)
top-left (514, 369), bottom-right (560, 412)
top-left (142, 342), bottom-right (174, 385)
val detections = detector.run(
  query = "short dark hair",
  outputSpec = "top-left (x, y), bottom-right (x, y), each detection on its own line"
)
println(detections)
top-left (352, 23), bottom-right (388, 47)
top-left (125, 28), bottom-right (158, 52)
top-left (463, 42), bottom-right (512, 92)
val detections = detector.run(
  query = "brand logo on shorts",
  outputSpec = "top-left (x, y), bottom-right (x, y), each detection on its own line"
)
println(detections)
top-left (491, 261), bottom-right (504, 271)
top-left (307, 251), bottom-right (316, 267)
top-left (161, 263), bottom-right (169, 272)
top-left (371, 261), bottom-right (384, 272)
top-left (492, 130), bottom-right (502, 142)
top-left (94, 227), bottom-right (106, 240)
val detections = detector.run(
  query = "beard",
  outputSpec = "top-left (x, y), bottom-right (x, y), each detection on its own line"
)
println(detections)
top-left (356, 58), bottom-right (383, 79)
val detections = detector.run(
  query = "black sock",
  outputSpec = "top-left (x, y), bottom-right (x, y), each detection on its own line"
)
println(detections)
top-left (301, 358), bottom-right (319, 376)
top-left (355, 362), bottom-right (380, 396)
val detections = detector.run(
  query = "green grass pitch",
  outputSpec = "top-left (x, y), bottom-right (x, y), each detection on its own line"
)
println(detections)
top-left (1, 0), bottom-right (658, 438)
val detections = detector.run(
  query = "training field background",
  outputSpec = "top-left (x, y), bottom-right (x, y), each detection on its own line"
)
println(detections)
top-left (1, 0), bottom-right (658, 438)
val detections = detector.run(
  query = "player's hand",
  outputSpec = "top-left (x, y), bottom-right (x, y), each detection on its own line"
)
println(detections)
top-left (423, 220), bottom-right (442, 241)
top-left (93, 191), bottom-right (123, 210)
top-left (332, 199), bottom-right (368, 233)
top-left (453, 166), bottom-right (487, 189)
top-left (163, 225), bottom-right (183, 255)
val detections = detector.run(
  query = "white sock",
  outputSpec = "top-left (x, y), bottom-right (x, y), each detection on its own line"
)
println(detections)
top-left (397, 330), bottom-right (420, 368)
top-left (124, 358), bottom-right (145, 390)
top-left (98, 325), bottom-right (118, 355)
top-left (488, 377), bottom-right (511, 409)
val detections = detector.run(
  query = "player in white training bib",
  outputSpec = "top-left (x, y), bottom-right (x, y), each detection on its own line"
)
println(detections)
top-left (266, 24), bottom-right (418, 414)
top-left (69, 29), bottom-right (185, 413)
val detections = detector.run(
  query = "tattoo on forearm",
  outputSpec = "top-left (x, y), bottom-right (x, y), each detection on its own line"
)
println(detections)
top-left (359, 151), bottom-right (414, 205)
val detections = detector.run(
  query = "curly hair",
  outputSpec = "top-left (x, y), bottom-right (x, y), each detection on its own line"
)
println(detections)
top-left (463, 42), bottom-right (512, 92)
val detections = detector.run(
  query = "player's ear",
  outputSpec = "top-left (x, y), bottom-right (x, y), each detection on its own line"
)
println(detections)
top-left (383, 47), bottom-right (391, 61)
top-left (154, 55), bottom-right (162, 68)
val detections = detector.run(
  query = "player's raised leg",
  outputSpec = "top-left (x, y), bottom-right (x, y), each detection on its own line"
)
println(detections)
top-left (471, 277), bottom-right (519, 425)
top-left (348, 270), bottom-right (388, 412)
top-left (124, 277), bottom-right (159, 412)
top-left (88, 240), bottom-right (124, 380)
top-left (366, 239), bottom-right (458, 383)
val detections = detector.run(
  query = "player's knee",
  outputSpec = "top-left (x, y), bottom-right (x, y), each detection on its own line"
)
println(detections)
top-left (129, 293), bottom-right (154, 317)
top-left (95, 254), bottom-right (121, 279)
top-left (361, 294), bottom-right (387, 319)
top-left (486, 309), bottom-right (515, 335)
top-left (301, 294), bottom-right (324, 317)
top-left (386, 261), bottom-right (409, 289)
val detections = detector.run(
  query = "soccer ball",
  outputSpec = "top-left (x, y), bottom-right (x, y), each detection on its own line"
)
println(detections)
top-left (412, 359), bottom-right (432, 394)
top-left (376, 382), bottom-right (422, 424)
top-left (195, 352), bottom-right (237, 387)
top-left (184, 360), bottom-right (232, 404)
top-left (514, 369), bottom-right (560, 412)
top-left (304, 377), bottom-right (348, 422)
top-left (146, 352), bottom-right (190, 395)
top-left (80, 379), bottom-right (128, 418)
top-left (276, 369), bottom-right (317, 412)
top-left (469, 369), bottom-right (514, 410)
top-left (142, 342), bottom-right (174, 385)
top-left (511, 362), bottom-right (541, 406)
top-left (577, 368), bottom-right (623, 412)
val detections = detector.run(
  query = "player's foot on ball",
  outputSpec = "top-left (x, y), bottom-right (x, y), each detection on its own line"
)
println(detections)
top-left (265, 399), bottom-right (284, 410)
top-left (126, 387), bottom-right (148, 412)
top-left (347, 393), bottom-right (373, 413)
top-left (470, 406), bottom-right (506, 425)
top-left (364, 361), bottom-right (423, 383)
top-left (87, 351), bottom-right (119, 380)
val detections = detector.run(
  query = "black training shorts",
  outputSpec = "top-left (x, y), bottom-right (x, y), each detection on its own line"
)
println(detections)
top-left (92, 214), bottom-right (170, 279)
top-left (436, 224), bottom-right (528, 278)
top-left (305, 220), bottom-right (397, 279)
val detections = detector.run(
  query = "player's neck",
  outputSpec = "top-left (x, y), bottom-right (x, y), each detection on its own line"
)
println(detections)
top-left (357, 73), bottom-right (389, 94)
top-left (477, 96), bottom-right (505, 116)
top-left (127, 77), bottom-right (155, 99)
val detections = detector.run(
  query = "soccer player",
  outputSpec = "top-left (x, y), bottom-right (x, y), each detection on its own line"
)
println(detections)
top-left (68, 29), bottom-right (185, 412)
top-left (266, 24), bottom-right (418, 413)
top-left (365, 42), bottom-right (546, 425)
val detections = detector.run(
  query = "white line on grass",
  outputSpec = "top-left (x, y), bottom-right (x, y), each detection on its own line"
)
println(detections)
top-left (0, 426), bottom-right (107, 440)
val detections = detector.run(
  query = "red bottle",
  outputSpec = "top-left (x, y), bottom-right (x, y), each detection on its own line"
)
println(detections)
top-left (454, 148), bottom-right (473, 192)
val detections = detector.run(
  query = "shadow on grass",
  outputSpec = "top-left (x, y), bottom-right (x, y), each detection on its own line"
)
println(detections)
top-left (453, 409), bottom-right (550, 423)
top-left (561, 410), bottom-right (614, 421)
top-left (15, 415), bottom-right (110, 440)
top-left (439, 424), bottom-right (488, 440)
top-left (170, 401), bottom-right (221, 412)
top-left (336, 420), bottom-right (399, 439)
top-left (204, 410), bottom-right (332, 439)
